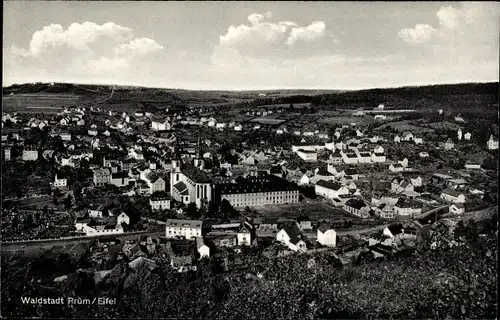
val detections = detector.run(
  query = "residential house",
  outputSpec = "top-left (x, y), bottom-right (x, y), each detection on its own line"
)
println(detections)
top-left (315, 180), bottom-right (349, 200)
top-left (150, 191), bottom-right (171, 210)
top-left (391, 178), bottom-right (414, 194)
top-left (237, 221), bottom-right (257, 246)
top-left (151, 119), bottom-right (171, 131)
top-left (110, 171), bottom-right (131, 187)
top-left (449, 203), bottom-right (465, 214)
top-left (196, 237), bottom-right (210, 259)
top-left (464, 162), bottom-right (481, 170)
top-left (393, 198), bottom-right (422, 218)
top-left (88, 204), bottom-right (106, 218)
top-left (317, 224), bottom-right (336, 247)
top-left (440, 188), bottom-right (466, 203)
top-left (487, 134), bottom-right (498, 150)
top-left (276, 224), bottom-right (307, 252)
top-left (166, 219), bottom-right (203, 240)
top-left (401, 131), bottom-right (414, 141)
top-left (343, 199), bottom-right (370, 218)
top-left (53, 173), bottom-right (68, 188)
top-left (117, 212), bottom-right (130, 226)
top-left (419, 152), bottom-right (429, 158)
top-left (394, 135), bottom-right (401, 143)
top-left (93, 168), bottom-right (111, 186)
top-left (296, 149), bottom-right (318, 162)
top-left (389, 163), bottom-right (404, 173)
top-left (22, 146), bottom-right (38, 161)
top-left (464, 132), bottom-right (471, 140)
top-left (444, 138), bottom-right (455, 150)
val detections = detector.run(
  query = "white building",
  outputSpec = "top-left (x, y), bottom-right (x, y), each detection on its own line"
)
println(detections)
top-left (315, 180), bottom-right (349, 200)
top-left (296, 149), bottom-right (318, 162)
top-left (449, 203), bottom-right (465, 214)
top-left (276, 224), bottom-right (307, 252)
top-left (53, 173), bottom-right (67, 188)
top-left (22, 148), bottom-right (38, 161)
top-left (440, 188), bottom-right (466, 203)
top-left (150, 192), bottom-right (171, 210)
top-left (197, 237), bottom-right (210, 259)
top-left (317, 224), bottom-right (336, 247)
top-left (165, 219), bottom-right (203, 240)
top-left (117, 212), bottom-right (130, 226)
top-left (487, 135), bottom-right (498, 150)
top-left (151, 120), bottom-right (171, 131)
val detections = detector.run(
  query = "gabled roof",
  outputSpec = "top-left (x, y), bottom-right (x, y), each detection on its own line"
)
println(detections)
top-left (345, 198), bottom-right (366, 210)
top-left (166, 219), bottom-right (202, 229)
top-left (281, 223), bottom-right (302, 239)
top-left (318, 223), bottom-right (334, 233)
top-left (442, 188), bottom-right (462, 197)
top-left (173, 181), bottom-right (189, 195)
top-left (316, 180), bottom-right (342, 191)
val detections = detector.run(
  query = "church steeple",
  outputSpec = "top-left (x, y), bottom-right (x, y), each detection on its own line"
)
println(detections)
top-left (194, 132), bottom-right (205, 170)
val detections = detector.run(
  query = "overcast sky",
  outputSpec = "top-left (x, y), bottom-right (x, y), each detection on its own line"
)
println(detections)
top-left (3, 1), bottom-right (499, 90)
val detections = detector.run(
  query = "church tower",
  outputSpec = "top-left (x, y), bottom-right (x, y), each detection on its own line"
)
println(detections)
top-left (193, 134), bottom-right (205, 170)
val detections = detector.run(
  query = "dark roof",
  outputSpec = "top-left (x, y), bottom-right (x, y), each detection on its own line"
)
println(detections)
top-left (345, 168), bottom-right (359, 175)
top-left (173, 181), bottom-right (189, 195)
top-left (345, 198), bottom-right (366, 210)
top-left (166, 219), bottom-right (202, 229)
top-left (369, 243), bottom-right (394, 255)
top-left (318, 223), bottom-right (333, 233)
top-left (181, 162), bottom-right (211, 183)
top-left (151, 191), bottom-right (171, 201)
top-left (387, 224), bottom-right (404, 236)
top-left (281, 224), bottom-right (302, 239)
top-left (215, 174), bottom-right (298, 195)
top-left (316, 180), bottom-right (342, 190)
top-left (442, 188), bottom-right (462, 197)
top-left (111, 171), bottom-right (129, 179)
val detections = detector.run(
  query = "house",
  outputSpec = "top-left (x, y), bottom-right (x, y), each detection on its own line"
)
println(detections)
top-left (88, 204), bottom-right (106, 218)
top-left (391, 178), bottom-right (414, 193)
top-left (315, 180), bottom-right (349, 200)
top-left (276, 224), bottom-right (307, 252)
top-left (234, 124), bottom-right (242, 131)
top-left (296, 149), bottom-right (318, 162)
top-left (196, 237), bottom-right (210, 259)
top-left (93, 168), bottom-right (111, 186)
top-left (368, 243), bottom-right (395, 259)
top-left (394, 136), bottom-right (401, 143)
top-left (110, 171), bottom-right (130, 187)
top-left (419, 152), bottom-right (429, 158)
top-left (449, 203), bottom-right (465, 214)
top-left (447, 178), bottom-right (468, 190)
top-left (440, 188), bottom-right (466, 203)
top-left (464, 162), bottom-right (481, 170)
top-left (59, 132), bottom-right (71, 141)
top-left (150, 191), bottom-right (171, 210)
top-left (117, 212), bottom-right (130, 226)
top-left (487, 134), bottom-right (498, 150)
top-left (343, 199), bottom-right (370, 218)
top-left (53, 173), bottom-right (68, 188)
top-left (237, 221), bottom-right (256, 246)
top-left (22, 146), bottom-right (38, 161)
top-left (298, 218), bottom-right (313, 231)
top-left (464, 132), bottom-right (471, 140)
top-left (414, 137), bottom-right (423, 144)
top-left (170, 256), bottom-right (197, 273)
top-left (151, 119), bottom-right (171, 131)
top-left (401, 131), bottom-right (414, 141)
top-left (393, 198), bottom-right (422, 218)
top-left (389, 163), bottom-right (404, 173)
top-left (341, 151), bottom-right (359, 164)
top-left (298, 173), bottom-right (311, 186)
top-left (317, 224), bottom-right (336, 247)
top-left (374, 115), bottom-right (386, 120)
top-left (166, 219), bottom-right (202, 240)
top-left (444, 138), bottom-right (454, 150)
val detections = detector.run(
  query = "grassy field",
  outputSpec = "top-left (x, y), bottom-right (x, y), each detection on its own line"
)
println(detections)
top-left (2, 93), bottom-right (91, 113)
top-left (374, 121), bottom-right (435, 133)
top-left (249, 201), bottom-right (359, 221)
top-left (317, 116), bottom-right (375, 126)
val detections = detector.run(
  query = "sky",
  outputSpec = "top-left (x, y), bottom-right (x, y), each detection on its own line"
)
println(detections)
top-left (3, 1), bottom-right (499, 90)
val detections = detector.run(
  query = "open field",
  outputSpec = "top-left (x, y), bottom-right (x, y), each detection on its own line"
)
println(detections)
top-left (2, 93), bottom-right (91, 113)
top-left (317, 116), bottom-right (376, 126)
top-left (249, 201), bottom-right (360, 221)
top-left (421, 121), bottom-right (463, 131)
top-left (373, 121), bottom-right (435, 133)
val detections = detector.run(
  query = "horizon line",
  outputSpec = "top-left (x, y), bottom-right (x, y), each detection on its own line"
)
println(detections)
top-left (3, 79), bottom-right (499, 93)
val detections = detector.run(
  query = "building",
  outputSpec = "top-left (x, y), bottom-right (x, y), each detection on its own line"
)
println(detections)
top-left (151, 119), bottom-right (171, 131)
top-left (465, 162), bottom-right (481, 170)
top-left (88, 204), bottom-right (106, 218)
top-left (449, 203), bottom-right (465, 214)
top-left (276, 224), bottom-right (307, 252)
top-left (440, 188), bottom-right (466, 203)
top-left (196, 237), bottom-right (210, 259)
top-left (93, 168), bottom-right (111, 186)
top-left (165, 219), bottom-right (203, 240)
top-left (296, 149), bottom-right (318, 162)
top-left (343, 199), bottom-right (370, 218)
top-left (171, 159), bottom-right (211, 208)
top-left (444, 138), bottom-right (455, 150)
top-left (60, 132), bottom-right (71, 141)
top-left (4, 147), bottom-right (11, 161)
top-left (389, 163), bottom-right (404, 173)
top-left (393, 198), bottom-right (422, 218)
top-left (150, 191), bottom-right (171, 210)
top-left (315, 180), bottom-right (349, 200)
top-left (237, 221), bottom-right (256, 246)
top-left (22, 146), bottom-right (38, 161)
top-left (117, 212), bottom-right (130, 226)
top-left (53, 173), bottom-right (68, 188)
top-left (110, 171), bottom-right (131, 187)
top-left (317, 224), bottom-right (337, 247)
top-left (487, 134), bottom-right (498, 150)
top-left (419, 152), bottom-right (429, 158)
top-left (214, 173), bottom-right (299, 208)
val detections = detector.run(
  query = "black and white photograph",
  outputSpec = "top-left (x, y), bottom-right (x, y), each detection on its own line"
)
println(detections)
top-left (1, 1), bottom-right (499, 319)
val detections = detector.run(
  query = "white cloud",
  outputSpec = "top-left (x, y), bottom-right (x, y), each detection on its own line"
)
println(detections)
top-left (398, 24), bottom-right (436, 45)
top-left (285, 21), bottom-right (326, 46)
top-left (115, 37), bottom-right (164, 57)
top-left (219, 11), bottom-right (328, 54)
top-left (9, 21), bottom-right (163, 77)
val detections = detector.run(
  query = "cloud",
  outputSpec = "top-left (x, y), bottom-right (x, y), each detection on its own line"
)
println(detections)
top-left (398, 2), bottom-right (499, 67)
top-left (285, 21), bottom-right (326, 46)
top-left (9, 21), bottom-right (163, 77)
top-left (115, 37), bottom-right (164, 57)
top-left (218, 11), bottom-right (329, 59)
top-left (398, 24), bottom-right (436, 45)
